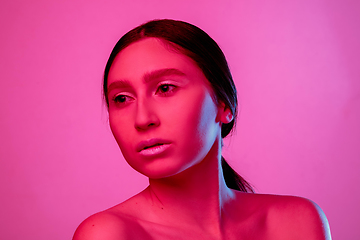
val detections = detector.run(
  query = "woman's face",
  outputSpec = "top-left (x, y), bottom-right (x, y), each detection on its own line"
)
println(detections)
top-left (107, 38), bottom-right (225, 179)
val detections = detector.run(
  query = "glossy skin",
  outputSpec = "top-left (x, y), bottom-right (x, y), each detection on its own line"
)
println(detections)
top-left (73, 38), bottom-right (331, 240)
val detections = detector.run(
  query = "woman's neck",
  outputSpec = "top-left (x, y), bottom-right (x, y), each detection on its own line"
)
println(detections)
top-left (143, 137), bottom-right (235, 235)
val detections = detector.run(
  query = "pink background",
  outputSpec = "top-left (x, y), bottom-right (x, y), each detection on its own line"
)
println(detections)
top-left (1, 0), bottom-right (359, 239)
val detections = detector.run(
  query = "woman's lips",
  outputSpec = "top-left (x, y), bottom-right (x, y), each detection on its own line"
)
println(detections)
top-left (136, 138), bottom-right (172, 156)
top-left (139, 143), bottom-right (171, 156)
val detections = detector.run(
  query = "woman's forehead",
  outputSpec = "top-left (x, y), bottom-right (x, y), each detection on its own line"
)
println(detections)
top-left (108, 38), bottom-right (204, 84)
top-left (114, 38), bottom-right (189, 65)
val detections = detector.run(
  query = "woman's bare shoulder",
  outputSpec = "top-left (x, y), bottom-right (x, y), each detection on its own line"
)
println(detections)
top-left (72, 202), bottom-right (150, 240)
top-left (235, 192), bottom-right (331, 240)
top-left (73, 211), bottom-right (126, 240)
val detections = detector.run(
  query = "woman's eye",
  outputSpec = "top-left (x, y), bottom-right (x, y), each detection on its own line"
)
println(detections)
top-left (113, 95), bottom-right (131, 103)
top-left (157, 84), bottom-right (176, 95)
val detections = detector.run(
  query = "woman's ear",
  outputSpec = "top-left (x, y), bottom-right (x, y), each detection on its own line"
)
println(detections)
top-left (217, 102), bottom-right (234, 124)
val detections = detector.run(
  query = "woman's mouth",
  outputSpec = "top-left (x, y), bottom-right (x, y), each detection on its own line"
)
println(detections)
top-left (136, 139), bottom-right (172, 156)
top-left (143, 143), bottom-right (163, 149)
top-left (139, 143), bottom-right (171, 156)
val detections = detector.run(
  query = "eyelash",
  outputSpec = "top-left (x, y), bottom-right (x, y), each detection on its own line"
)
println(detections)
top-left (111, 84), bottom-right (177, 104)
top-left (156, 83), bottom-right (177, 95)
top-left (112, 95), bottom-right (132, 104)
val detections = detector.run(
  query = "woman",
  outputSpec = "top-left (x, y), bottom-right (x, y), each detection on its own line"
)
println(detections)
top-left (73, 19), bottom-right (331, 239)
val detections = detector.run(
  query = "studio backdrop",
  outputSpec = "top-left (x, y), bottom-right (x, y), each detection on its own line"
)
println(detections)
top-left (0, 0), bottom-right (359, 239)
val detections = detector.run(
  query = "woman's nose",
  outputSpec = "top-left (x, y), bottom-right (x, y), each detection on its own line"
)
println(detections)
top-left (134, 99), bottom-right (160, 131)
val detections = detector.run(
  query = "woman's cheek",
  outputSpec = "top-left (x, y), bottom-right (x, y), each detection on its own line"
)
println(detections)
top-left (109, 112), bottom-right (132, 150)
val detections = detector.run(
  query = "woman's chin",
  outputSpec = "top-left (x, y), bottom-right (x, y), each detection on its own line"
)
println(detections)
top-left (133, 161), bottom-right (191, 180)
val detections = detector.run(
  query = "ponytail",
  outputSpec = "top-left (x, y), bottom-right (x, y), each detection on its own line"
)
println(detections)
top-left (221, 156), bottom-right (254, 193)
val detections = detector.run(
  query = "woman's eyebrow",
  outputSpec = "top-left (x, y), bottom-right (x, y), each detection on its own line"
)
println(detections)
top-left (107, 80), bottom-right (132, 94)
top-left (107, 68), bottom-right (187, 93)
top-left (143, 68), bottom-right (186, 83)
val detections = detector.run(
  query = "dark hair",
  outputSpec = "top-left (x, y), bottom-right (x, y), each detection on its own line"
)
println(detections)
top-left (103, 19), bottom-right (253, 193)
